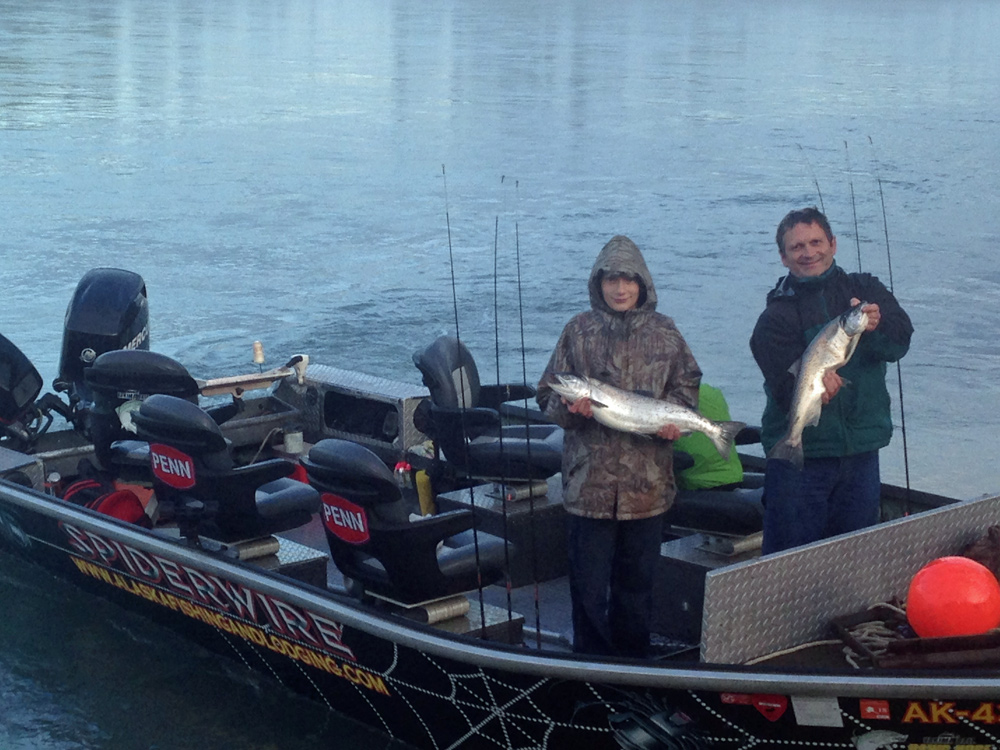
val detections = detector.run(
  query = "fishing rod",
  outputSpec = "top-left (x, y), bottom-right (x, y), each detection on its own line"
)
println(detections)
top-left (442, 164), bottom-right (490, 630)
top-left (844, 140), bottom-right (863, 272)
top-left (443, 166), bottom-right (463, 364)
top-left (797, 143), bottom-right (825, 213)
top-left (869, 138), bottom-right (898, 294)
top-left (512, 179), bottom-right (544, 649)
top-left (868, 137), bottom-right (911, 498)
top-left (492, 194), bottom-right (515, 621)
top-left (492, 176), bottom-right (546, 641)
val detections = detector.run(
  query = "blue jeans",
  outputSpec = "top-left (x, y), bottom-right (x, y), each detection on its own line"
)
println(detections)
top-left (762, 451), bottom-right (881, 554)
top-left (566, 513), bottom-right (663, 658)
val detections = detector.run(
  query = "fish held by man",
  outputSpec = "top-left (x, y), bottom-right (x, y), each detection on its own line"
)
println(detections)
top-left (547, 373), bottom-right (746, 459)
top-left (769, 302), bottom-right (870, 470)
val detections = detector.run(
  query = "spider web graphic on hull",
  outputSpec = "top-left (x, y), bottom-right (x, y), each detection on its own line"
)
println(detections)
top-left (196, 619), bottom-right (1000, 750)
top-left (218, 630), bottom-right (618, 748)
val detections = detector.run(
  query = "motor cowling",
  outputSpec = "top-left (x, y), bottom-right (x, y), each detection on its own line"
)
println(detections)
top-left (56, 268), bottom-right (150, 404)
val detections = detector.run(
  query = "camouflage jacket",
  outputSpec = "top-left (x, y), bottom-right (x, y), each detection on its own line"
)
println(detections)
top-left (537, 236), bottom-right (702, 520)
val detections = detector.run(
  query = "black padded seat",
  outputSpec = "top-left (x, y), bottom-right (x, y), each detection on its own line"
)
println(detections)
top-left (412, 336), bottom-right (561, 481)
top-left (131, 394), bottom-right (318, 542)
top-left (303, 438), bottom-right (509, 605)
top-left (665, 485), bottom-right (765, 537)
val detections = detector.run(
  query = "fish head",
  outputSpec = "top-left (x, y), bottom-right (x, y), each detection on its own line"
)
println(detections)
top-left (548, 372), bottom-right (589, 403)
top-left (840, 301), bottom-right (870, 336)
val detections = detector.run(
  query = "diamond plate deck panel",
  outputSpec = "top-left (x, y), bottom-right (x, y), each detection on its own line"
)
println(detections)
top-left (701, 494), bottom-right (1000, 664)
top-left (305, 365), bottom-right (429, 401)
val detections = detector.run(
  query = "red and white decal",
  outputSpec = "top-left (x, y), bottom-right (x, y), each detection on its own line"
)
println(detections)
top-left (322, 493), bottom-right (369, 545)
top-left (721, 693), bottom-right (788, 722)
top-left (752, 695), bottom-right (789, 722)
top-left (150, 443), bottom-right (196, 490)
top-left (861, 699), bottom-right (891, 720)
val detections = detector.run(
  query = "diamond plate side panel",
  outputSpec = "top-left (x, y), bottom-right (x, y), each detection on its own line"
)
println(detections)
top-left (276, 365), bottom-right (430, 464)
top-left (701, 494), bottom-right (1000, 664)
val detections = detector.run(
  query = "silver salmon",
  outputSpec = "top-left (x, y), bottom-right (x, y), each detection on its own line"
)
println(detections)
top-left (548, 373), bottom-right (745, 459)
top-left (769, 302), bottom-right (870, 469)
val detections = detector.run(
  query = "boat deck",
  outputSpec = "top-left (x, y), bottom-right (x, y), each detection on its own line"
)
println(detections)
top-left (273, 494), bottom-right (756, 664)
top-left (277, 477), bottom-right (1000, 673)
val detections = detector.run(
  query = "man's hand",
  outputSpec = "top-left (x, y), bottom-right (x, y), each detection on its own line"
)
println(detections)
top-left (657, 423), bottom-right (682, 441)
top-left (564, 396), bottom-right (593, 418)
top-left (821, 370), bottom-right (843, 404)
top-left (850, 297), bottom-right (881, 332)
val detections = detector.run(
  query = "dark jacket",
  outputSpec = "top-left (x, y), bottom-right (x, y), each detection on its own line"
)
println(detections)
top-left (537, 236), bottom-right (702, 520)
top-left (750, 263), bottom-right (913, 457)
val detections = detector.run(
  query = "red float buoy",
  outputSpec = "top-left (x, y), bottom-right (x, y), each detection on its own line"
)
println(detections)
top-left (906, 556), bottom-right (1000, 638)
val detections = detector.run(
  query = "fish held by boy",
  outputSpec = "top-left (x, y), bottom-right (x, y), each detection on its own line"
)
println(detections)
top-left (548, 373), bottom-right (745, 459)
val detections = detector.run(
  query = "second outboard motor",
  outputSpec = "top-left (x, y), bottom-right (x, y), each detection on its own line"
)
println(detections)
top-left (56, 268), bottom-right (150, 408)
top-left (0, 334), bottom-right (45, 448)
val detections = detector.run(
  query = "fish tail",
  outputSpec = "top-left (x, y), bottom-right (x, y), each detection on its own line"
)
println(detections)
top-left (710, 420), bottom-right (747, 459)
top-left (767, 435), bottom-right (804, 470)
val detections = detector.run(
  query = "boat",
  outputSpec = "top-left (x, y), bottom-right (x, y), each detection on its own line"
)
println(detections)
top-left (1, 267), bottom-right (998, 750)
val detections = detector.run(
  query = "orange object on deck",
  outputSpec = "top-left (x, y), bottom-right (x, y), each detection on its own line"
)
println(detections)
top-left (906, 556), bottom-right (1000, 638)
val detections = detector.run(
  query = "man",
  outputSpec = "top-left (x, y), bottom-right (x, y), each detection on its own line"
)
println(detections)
top-left (537, 235), bottom-right (701, 657)
top-left (750, 207), bottom-right (913, 554)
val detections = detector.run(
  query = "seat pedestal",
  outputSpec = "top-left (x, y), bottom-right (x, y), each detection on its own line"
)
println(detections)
top-left (437, 479), bottom-right (568, 586)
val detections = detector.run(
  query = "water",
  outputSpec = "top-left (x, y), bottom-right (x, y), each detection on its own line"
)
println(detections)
top-left (3, 0), bottom-right (1000, 746)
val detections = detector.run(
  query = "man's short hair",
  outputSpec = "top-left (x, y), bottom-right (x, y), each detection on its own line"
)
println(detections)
top-left (775, 207), bottom-right (833, 253)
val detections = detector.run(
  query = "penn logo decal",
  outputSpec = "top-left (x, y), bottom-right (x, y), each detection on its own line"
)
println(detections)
top-left (150, 443), bottom-right (196, 490)
top-left (321, 494), bottom-right (369, 545)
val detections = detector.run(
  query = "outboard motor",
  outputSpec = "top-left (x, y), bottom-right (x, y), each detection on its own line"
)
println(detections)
top-left (0, 334), bottom-right (45, 449)
top-left (56, 268), bottom-right (150, 413)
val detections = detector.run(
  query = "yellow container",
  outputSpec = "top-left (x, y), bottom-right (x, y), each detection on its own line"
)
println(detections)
top-left (416, 470), bottom-right (435, 516)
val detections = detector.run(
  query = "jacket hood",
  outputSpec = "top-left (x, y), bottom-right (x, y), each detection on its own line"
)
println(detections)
top-left (588, 235), bottom-right (658, 313)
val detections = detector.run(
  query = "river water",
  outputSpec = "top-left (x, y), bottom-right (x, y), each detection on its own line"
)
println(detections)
top-left (2, 0), bottom-right (999, 747)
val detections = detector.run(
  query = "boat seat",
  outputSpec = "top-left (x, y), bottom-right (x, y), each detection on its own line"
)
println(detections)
top-left (84, 350), bottom-right (201, 473)
top-left (412, 336), bottom-right (562, 482)
top-left (105, 439), bottom-right (153, 475)
top-left (302, 438), bottom-right (508, 606)
top-left (664, 415), bottom-right (766, 536)
top-left (131, 394), bottom-right (319, 543)
top-left (665, 480), bottom-right (765, 537)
